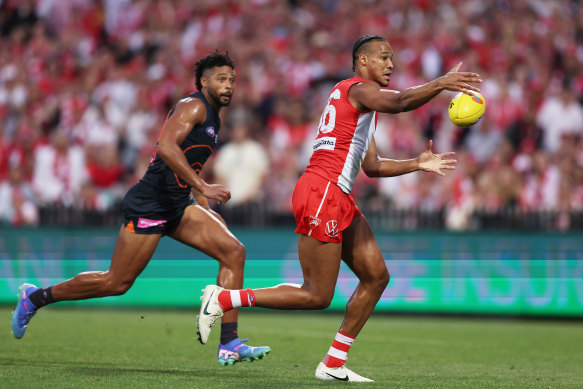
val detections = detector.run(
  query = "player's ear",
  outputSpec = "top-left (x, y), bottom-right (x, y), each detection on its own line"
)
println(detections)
top-left (200, 76), bottom-right (208, 88)
top-left (359, 53), bottom-right (367, 68)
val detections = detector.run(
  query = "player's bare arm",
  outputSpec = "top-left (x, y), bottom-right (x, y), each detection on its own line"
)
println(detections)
top-left (350, 63), bottom-right (482, 114)
top-left (362, 139), bottom-right (456, 178)
top-left (157, 98), bottom-right (231, 203)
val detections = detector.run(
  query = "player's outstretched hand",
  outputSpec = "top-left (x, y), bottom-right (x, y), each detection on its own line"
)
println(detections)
top-left (201, 183), bottom-right (231, 204)
top-left (439, 62), bottom-right (482, 95)
top-left (416, 140), bottom-right (457, 177)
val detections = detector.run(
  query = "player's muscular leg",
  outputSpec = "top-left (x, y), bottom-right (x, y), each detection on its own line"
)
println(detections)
top-left (252, 234), bottom-right (342, 309)
top-left (52, 227), bottom-right (161, 301)
top-left (170, 205), bottom-right (245, 323)
top-left (338, 215), bottom-right (389, 337)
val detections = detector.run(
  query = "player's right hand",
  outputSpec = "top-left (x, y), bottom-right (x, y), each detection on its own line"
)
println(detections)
top-left (201, 183), bottom-right (231, 204)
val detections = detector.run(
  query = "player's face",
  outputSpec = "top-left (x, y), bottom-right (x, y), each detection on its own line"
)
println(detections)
top-left (367, 41), bottom-right (393, 87)
top-left (202, 66), bottom-right (236, 107)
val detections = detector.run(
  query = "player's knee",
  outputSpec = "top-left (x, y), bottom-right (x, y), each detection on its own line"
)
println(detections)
top-left (100, 273), bottom-right (134, 296)
top-left (308, 294), bottom-right (333, 310)
top-left (381, 270), bottom-right (390, 287)
top-left (108, 279), bottom-right (134, 296)
top-left (224, 240), bottom-right (245, 267)
top-left (374, 270), bottom-right (390, 292)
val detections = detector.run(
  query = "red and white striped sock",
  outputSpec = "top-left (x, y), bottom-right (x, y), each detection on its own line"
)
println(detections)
top-left (217, 288), bottom-right (256, 311)
top-left (322, 331), bottom-right (355, 367)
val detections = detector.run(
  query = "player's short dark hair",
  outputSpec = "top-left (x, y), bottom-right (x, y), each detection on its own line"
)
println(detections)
top-left (352, 35), bottom-right (387, 71)
top-left (194, 51), bottom-right (235, 91)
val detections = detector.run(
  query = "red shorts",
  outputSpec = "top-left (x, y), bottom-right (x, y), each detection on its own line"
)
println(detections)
top-left (292, 173), bottom-right (362, 243)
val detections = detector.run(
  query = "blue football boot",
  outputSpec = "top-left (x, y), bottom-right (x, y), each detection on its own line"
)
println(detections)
top-left (217, 338), bottom-right (271, 366)
top-left (11, 283), bottom-right (39, 339)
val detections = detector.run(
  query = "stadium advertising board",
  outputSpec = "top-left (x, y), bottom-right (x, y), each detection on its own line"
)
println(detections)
top-left (0, 229), bottom-right (582, 317)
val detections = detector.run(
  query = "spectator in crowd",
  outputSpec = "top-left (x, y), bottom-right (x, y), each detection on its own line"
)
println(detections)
top-left (32, 130), bottom-right (87, 206)
top-left (519, 150), bottom-right (560, 210)
top-left (121, 89), bottom-right (157, 170)
top-left (85, 144), bottom-right (125, 209)
top-left (214, 124), bottom-right (269, 206)
top-left (0, 0), bottom-right (582, 230)
top-left (0, 165), bottom-right (38, 226)
top-left (464, 115), bottom-right (504, 164)
top-left (536, 81), bottom-right (583, 154)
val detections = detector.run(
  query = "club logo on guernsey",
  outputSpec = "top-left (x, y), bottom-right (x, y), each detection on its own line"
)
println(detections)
top-left (325, 220), bottom-right (339, 238)
top-left (313, 137), bottom-right (336, 151)
top-left (206, 126), bottom-right (215, 137)
top-left (137, 218), bottom-right (167, 228)
top-left (309, 216), bottom-right (321, 229)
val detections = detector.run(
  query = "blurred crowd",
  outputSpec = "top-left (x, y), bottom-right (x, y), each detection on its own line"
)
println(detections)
top-left (0, 0), bottom-right (582, 230)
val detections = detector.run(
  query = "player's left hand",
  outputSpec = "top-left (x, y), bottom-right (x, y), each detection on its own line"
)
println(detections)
top-left (439, 62), bottom-right (482, 95)
top-left (416, 140), bottom-right (457, 176)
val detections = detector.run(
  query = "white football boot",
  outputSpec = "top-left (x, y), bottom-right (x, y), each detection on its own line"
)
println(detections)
top-left (315, 362), bottom-right (374, 382)
top-left (196, 285), bottom-right (224, 344)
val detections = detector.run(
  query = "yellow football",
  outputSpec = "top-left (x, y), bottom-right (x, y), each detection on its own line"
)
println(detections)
top-left (448, 92), bottom-right (486, 128)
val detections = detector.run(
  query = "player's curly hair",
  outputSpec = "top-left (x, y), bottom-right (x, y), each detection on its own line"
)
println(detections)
top-left (352, 35), bottom-right (387, 72)
top-left (194, 51), bottom-right (235, 91)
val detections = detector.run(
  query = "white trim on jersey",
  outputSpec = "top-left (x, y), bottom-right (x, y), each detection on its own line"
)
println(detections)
top-left (308, 181), bottom-right (331, 236)
top-left (336, 111), bottom-right (376, 193)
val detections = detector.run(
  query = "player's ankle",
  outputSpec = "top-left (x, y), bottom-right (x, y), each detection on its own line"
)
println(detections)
top-left (323, 355), bottom-right (346, 368)
top-left (28, 287), bottom-right (54, 308)
top-left (218, 288), bottom-right (256, 311)
top-left (323, 331), bottom-right (355, 368)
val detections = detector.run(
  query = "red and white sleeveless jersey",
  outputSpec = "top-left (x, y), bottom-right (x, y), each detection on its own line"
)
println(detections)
top-left (305, 77), bottom-right (377, 194)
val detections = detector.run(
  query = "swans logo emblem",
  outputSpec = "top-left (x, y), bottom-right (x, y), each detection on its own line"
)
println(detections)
top-left (309, 216), bottom-right (321, 229)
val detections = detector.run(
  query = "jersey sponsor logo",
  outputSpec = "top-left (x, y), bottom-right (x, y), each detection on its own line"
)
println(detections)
top-left (206, 126), bottom-right (216, 137)
top-left (137, 218), bottom-right (167, 228)
top-left (309, 215), bottom-right (321, 229)
top-left (313, 137), bottom-right (336, 151)
top-left (325, 220), bottom-right (339, 238)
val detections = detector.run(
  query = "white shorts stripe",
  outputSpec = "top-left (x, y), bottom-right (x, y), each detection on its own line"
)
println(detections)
top-left (327, 346), bottom-right (348, 360)
top-left (335, 332), bottom-right (355, 345)
top-left (230, 290), bottom-right (242, 308)
top-left (315, 181), bottom-right (331, 218)
top-left (308, 181), bottom-right (331, 236)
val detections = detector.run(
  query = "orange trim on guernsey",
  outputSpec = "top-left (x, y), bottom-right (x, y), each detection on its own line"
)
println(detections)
top-left (183, 144), bottom-right (213, 153)
top-left (156, 106), bottom-right (175, 142)
top-left (174, 161), bottom-right (203, 188)
top-left (125, 220), bottom-right (135, 233)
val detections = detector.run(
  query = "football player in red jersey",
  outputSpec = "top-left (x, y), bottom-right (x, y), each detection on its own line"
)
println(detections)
top-left (198, 36), bottom-right (482, 381)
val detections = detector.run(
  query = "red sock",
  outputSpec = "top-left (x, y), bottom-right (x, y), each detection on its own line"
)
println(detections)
top-left (217, 288), bottom-right (256, 311)
top-left (323, 331), bottom-right (355, 367)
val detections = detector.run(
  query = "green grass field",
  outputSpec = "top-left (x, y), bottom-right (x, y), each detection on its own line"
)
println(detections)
top-left (1, 307), bottom-right (582, 388)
